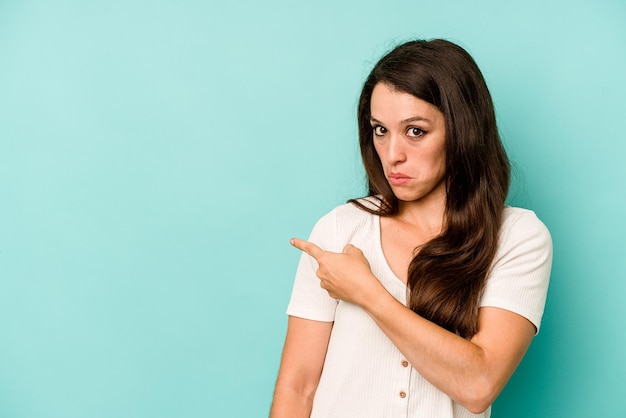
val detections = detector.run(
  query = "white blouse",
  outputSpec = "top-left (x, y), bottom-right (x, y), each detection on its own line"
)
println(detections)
top-left (287, 199), bottom-right (552, 418)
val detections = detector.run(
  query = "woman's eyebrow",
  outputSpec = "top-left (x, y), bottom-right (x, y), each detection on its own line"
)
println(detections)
top-left (401, 116), bottom-right (431, 124)
top-left (370, 116), bottom-right (431, 124)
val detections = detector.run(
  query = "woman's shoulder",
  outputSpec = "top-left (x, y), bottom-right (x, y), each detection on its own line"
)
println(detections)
top-left (321, 196), bottom-right (380, 225)
top-left (308, 197), bottom-right (380, 251)
top-left (335, 195), bottom-right (382, 216)
top-left (499, 206), bottom-right (552, 251)
top-left (502, 206), bottom-right (549, 230)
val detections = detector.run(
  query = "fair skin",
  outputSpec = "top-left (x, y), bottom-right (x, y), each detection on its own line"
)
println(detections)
top-left (270, 83), bottom-right (535, 416)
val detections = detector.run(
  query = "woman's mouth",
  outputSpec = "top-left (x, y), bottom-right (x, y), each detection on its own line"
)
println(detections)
top-left (388, 173), bottom-right (411, 185)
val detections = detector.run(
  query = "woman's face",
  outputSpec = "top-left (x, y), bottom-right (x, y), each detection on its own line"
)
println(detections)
top-left (370, 82), bottom-right (447, 205)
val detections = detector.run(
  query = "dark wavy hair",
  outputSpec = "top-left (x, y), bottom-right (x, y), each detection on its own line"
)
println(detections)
top-left (350, 39), bottom-right (510, 339)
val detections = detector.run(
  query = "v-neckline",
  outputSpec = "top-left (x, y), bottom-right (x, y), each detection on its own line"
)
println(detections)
top-left (373, 214), bottom-right (409, 288)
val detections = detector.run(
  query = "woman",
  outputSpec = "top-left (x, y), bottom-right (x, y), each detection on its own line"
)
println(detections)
top-left (270, 39), bottom-right (552, 418)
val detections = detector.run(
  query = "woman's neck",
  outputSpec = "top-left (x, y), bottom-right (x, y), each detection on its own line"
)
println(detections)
top-left (395, 192), bottom-right (446, 237)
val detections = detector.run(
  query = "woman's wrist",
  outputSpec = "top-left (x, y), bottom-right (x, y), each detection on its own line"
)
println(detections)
top-left (356, 275), bottom-right (392, 312)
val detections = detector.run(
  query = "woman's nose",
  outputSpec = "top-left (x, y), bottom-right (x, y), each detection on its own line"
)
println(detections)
top-left (386, 134), bottom-right (406, 165)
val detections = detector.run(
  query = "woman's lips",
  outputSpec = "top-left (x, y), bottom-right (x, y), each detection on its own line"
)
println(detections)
top-left (388, 173), bottom-right (411, 185)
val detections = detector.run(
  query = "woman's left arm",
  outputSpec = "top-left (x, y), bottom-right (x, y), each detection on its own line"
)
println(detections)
top-left (291, 239), bottom-right (538, 414)
top-left (363, 291), bottom-right (535, 414)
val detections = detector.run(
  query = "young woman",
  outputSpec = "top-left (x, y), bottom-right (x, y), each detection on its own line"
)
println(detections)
top-left (270, 39), bottom-right (552, 418)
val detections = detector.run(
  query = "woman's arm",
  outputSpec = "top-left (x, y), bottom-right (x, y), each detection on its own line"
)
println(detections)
top-left (270, 316), bottom-right (333, 418)
top-left (290, 239), bottom-right (537, 414)
top-left (363, 290), bottom-right (534, 413)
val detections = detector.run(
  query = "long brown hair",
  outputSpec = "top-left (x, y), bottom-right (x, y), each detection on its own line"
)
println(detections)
top-left (350, 39), bottom-right (510, 339)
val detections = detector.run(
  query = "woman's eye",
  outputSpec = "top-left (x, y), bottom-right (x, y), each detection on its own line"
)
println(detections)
top-left (373, 125), bottom-right (387, 136)
top-left (407, 127), bottom-right (425, 138)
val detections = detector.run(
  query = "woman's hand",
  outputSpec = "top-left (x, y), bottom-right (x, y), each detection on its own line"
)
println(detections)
top-left (290, 238), bottom-right (383, 306)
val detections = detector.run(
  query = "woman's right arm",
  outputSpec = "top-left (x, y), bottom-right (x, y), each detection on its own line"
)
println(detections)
top-left (270, 316), bottom-right (333, 418)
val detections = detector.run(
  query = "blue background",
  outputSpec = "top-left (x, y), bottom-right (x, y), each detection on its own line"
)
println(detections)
top-left (1, 1), bottom-right (625, 417)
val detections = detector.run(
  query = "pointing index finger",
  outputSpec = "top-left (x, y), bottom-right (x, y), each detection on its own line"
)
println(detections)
top-left (290, 238), bottom-right (324, 260)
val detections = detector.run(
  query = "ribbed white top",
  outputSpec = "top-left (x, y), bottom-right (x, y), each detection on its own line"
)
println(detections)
top-left (287, 200), bottom-right (552, 418)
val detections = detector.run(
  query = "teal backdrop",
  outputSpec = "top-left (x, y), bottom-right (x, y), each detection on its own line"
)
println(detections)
top-left (1, 0), bottom-right (624, 417)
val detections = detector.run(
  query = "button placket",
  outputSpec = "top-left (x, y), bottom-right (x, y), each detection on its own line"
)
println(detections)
top-left (398, 359), bottom-right (410, 403)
